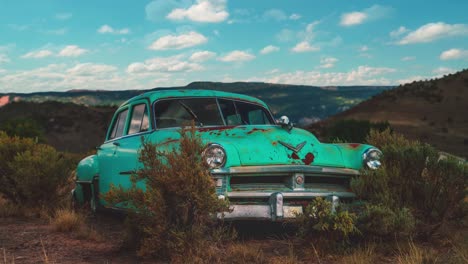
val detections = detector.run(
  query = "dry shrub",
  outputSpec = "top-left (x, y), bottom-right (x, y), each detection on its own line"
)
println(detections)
top-left (0, 131), bottom-right (76, 212)
top-left (104, 126), bottom-right (229, 261)
top-left (295, 197), bottom-right (358, 240)
top-left (351, 129), bottom-right (467, 236)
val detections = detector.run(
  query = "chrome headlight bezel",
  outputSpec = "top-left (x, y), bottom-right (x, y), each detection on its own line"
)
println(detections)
top-left (202, 143), bottom-right (227, 169)
top-left (362, 148), bottom-right (383, 170)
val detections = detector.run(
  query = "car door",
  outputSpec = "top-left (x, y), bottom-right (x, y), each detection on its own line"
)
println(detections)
top-left (98, 100), bottom-right (152, 207)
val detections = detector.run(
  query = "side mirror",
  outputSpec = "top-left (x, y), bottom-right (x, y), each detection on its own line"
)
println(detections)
top-left (276, 115), bottom-right (294, 131)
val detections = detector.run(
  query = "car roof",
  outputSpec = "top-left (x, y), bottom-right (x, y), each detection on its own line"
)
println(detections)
top-left (120, 89), bottom-right (268, 108)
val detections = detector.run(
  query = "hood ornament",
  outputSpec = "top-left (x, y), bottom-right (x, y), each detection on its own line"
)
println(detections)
top-left (278, 141), bottom-right (306, 153)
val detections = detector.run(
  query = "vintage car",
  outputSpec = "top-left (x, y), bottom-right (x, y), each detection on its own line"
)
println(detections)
top-left (73, 89), bottom-right (382, 221)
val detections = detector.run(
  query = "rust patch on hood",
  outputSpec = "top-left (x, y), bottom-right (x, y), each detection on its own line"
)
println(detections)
top-left (302, 153), bottom-right (315, 165)
top-left (348, 143), bottom-right (361, 149)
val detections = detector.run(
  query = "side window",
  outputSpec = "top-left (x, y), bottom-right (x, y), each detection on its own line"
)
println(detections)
top-left (128, 104), bottom-right (149, 135)
top-left (218, 99), bottom-right (242, 125)
top-left (248, 109), bottom-right (269, 124)
top-left (109, 109), bottom-right (129, 140)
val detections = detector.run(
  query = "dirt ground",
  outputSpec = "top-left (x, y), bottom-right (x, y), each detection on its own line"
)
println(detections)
top-left (1, 213), bottom-right (464, 264)
top-left (0, 215), bottom-right (138, 264)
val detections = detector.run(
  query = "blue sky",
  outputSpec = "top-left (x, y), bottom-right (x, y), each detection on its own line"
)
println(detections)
top-left (0, 0), bottom-right (467, 93)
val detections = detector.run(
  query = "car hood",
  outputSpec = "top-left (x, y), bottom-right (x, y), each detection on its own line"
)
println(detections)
top-left (197, 125), bottom-right (346, 167)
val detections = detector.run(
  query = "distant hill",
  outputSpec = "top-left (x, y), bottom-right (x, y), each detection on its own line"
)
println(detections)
top-left (0, 101), bottom-right (115, 153)
top-left (309, 69), bottom-right (468, 158)
top-left (0, 82), bottom-right (392, 125)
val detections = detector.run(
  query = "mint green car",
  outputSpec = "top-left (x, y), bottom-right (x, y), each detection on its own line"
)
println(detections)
top-left (73, 89), bottom-right (382, 220)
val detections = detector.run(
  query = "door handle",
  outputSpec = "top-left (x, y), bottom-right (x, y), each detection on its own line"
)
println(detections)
top-left (113, 142), bottom-right (120, 147)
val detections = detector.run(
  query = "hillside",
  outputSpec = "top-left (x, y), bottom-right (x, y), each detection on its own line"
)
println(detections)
top-left (0, 101), bottom-right (115, 153)
top-left (311, 69), bottom-right (468, 158)
top-left (0, 82), bottom-right (392, 125)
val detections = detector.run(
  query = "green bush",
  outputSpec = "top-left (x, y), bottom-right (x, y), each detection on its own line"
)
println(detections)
top-left (357, 204), bottom-right (415, 237)
top-left (0, 131), bottom-right (75, 211)
top-left (0, 118), bottom-right (45, 141)
top-left (295, 197), bottom-right (358, 240)
top-left (325, 119), bottom-right (390, 143)
top-left (104, 126), bottom-right (229, 261)
top-left (351, 129), bottom-right (467, 235)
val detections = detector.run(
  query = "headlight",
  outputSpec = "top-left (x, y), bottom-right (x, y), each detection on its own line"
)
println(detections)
top-left (363, 148), bottom-right (382, 170)
top-left (202, 143), bottom-right (226, 169)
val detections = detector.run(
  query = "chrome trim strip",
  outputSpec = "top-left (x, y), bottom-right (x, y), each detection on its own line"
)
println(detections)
top-left (211, 165), bottom-right (359, 176)
top-left (226, 191), bottom-right (355, 198)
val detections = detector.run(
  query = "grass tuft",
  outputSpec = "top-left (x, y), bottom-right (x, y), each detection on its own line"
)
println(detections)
top-left (51, 209), bottom-right (84, 232)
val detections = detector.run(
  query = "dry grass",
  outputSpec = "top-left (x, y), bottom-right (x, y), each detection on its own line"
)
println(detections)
top-left (224, 243), bottom-right (266, 264)
top-left (49, 208), bottom-right (102, 241)
top-left (1, 248), bottom-right (14, 264)
top-left (0, 202), bottom-right (23, 218)
top-left (341, 244), bottom-right (377, 264)
top-left (396, 239), bottom-right (438, 264)
top-left (51, 209), bottom-right (84, 232)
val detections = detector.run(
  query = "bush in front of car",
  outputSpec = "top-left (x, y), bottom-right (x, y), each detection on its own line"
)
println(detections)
top-left (295, 197), bottom-right (358, 240)
top-left (351, 128), bottom-right (467, 237)
top-left (0, 131), bottom-right (75, 213)
top-left (104, 126), bottom-right (230, 261)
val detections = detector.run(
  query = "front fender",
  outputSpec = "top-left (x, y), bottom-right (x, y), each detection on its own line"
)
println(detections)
top-left (332, 143), bottom-right (375, 170)
top-left (76, 154), bottom-right (99, 182)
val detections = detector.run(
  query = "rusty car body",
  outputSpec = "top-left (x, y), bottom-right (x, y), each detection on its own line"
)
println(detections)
top-left (73, 89), bottom-right (382, 220)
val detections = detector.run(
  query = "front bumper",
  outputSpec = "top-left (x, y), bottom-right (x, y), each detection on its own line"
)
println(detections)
top-left (220, 192), bottom-right (343, 221)
top-left (212, 165), bottom-right (357, 221)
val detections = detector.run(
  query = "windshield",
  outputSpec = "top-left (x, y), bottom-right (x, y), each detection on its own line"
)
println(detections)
top-left (154, 98), bottom-right (273, 129)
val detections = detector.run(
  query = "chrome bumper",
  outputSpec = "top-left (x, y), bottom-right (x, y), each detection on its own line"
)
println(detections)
top-left (219, 192), bottom-right (343, 221)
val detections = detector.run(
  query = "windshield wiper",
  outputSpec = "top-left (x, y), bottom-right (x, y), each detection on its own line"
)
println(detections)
top-left (178, 100), bottom-right (203, 127)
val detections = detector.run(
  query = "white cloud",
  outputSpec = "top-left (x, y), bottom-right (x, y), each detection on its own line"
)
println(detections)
top-left (127, 55), bottom-right (203, 74)
top-left (218, 50), bottom-right (255, 62)
top-left (401, 56), bottom-right (415, 61)
top-left (340, 5), bottom-right (392, 27)
top-left (390, 26), bottom-right (409, 38)
top-left (149, 31), bottom-right (208, 50)
top-left (167, 0), bottom-right (229, 23)
top-left (340, 12), bottom-right (367, 26)
top-left (291, 41), bottom-right (320, 53)
top-left (21, 50), bottom-right (54, 59)
top-left (398, 22), bottom-right (468, 45)
top-left (432, 67), bottom-right (455, 75)
top-left (439, 48), bottom-right (468, 60)
top-left (67, 63), bottom-right (118, 76)
top-left (145, 0), bottom-right (183, 22)
top-left (55, 13), bottom-right (72, 20)
top-left (0, 63), bottom-right (135, 92)
top-left (289, 13), bottom-right (301, 20)
top-left (250, 66), bottom-right (396, 86)
top-left (262, 9), bottom-right (287, 21)
top-left (0, 54), bottom-right (10, 64)
top-left (319, 57), bottom-right (338, 68)
top-left (97, 25), bottom-right (130, 35)
top-left (58, 45), bottom-right (88, 57)
top-left (260, 45), bottom-right (280, 55)
top-left (189, 51), bottom-right (216, 62)
top-left (359, 45), bottom-right (369, 52)
top-left (276, 29), bottom-right (295, 42)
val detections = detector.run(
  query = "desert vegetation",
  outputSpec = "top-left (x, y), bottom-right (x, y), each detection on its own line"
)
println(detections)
top-left (0, 124), bottom-right (466, 263)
